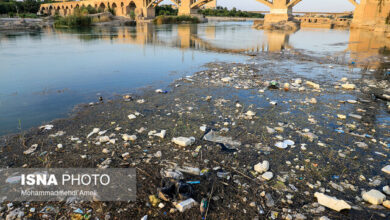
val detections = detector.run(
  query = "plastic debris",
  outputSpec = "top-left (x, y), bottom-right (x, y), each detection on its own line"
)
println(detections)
top-left (175, 198), bottom-right (197, 212)
top-left (23, 144), bottom-right (38, 155)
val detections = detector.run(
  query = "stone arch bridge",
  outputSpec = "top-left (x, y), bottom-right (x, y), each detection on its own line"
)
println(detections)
top-left (39, 0), bottom-right (315, 21)
top-left (39, 0), bottom-right (385, 27)
top-left (40, 0), bottom-right (218, 19)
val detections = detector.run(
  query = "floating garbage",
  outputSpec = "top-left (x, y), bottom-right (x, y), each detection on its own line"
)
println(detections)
top-left (341, 83), bottom-right (356, 90)
top-left (161, 168), bottom-right (184, 180)
top-left (362, 189), bottom-right (386, 205)
top-left (254, 160), bottom-right (269, 173)
top-left (175, 198), bottom-right (197, 212)
top-left (158, 178), bottom-right (194, 202)
top-left (306, 81), bottom-right (320, 89)
top-left (39, 124), bottom-right (53, 130)
top-left (122, 134), bottom-right (137, 141)
top-left (73, 208), bottom-right (83, 214)
top-left (149, 195), bottom-right (160, 207)
top-left (275, 140), bottom-right (294, 149)
top-left (172, 137), bottom-right (195, 147)
top-left (314, 192), bottom-right (351, 212)
top-left (128, 114), bottom-right (137, 120)
top-left (23, 144), bottom-right (38, 155)
top-left (200, 198), bottom-right (208, 217)
top-left (156, 89), bottom-right (168, 94)
top-left (261, 172), bottom-right (273, 181)
top-left (175, 166), bottom-right (200, 176)
top-left (268, 81), bottom-right (279, 89)
top-left (203, 129), bottom-right (241, 151)
top-left (87, 128), bottom-right (100, 138)
top-left (186, 180), bottom-right (200, 184)
top-left (217, 171), bottom-right (230, 179)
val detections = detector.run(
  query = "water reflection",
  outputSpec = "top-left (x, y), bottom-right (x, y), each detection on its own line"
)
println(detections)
top-left (348, 28), bottom-right (390, 67)
top-left (48, 23), bottom-right (267, 53)
top-left (264, 30), bottom-right (294, 52)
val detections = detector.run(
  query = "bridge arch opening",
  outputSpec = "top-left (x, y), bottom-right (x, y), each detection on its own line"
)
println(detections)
top-left (55, 6), bottom-right (60, 15)
top-left (98, 3), bottom-right (106, 13)
top-left (64, 6), bottom-right (69, 16)
top-left (111, 3), bottom-right (118, 15)
top-left (127, 1), bottom-right (137, 19)
top-left (47, 5), bottom-right (53, 15)
top-left (120, 2), bottom-right (124, 16)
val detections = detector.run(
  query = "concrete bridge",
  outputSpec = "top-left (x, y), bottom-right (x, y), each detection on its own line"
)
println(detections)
top-left (39, 0), bottom-right (388, 28)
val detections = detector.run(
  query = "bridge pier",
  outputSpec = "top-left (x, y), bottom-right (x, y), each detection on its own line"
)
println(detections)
top-left (257, 0), bottom-right (302, 24)
top-left (142, 7), bottom-right (155, 19)
top-left (178, 0), bottom-right (199, 16)
top-left (350, 0), bottom-right (390, 32)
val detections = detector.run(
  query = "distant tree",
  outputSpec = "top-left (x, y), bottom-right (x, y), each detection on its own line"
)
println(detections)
top-left (199, 7), bottom-right (264, 18)
top-left (156, 5), bottom-right (178, 16)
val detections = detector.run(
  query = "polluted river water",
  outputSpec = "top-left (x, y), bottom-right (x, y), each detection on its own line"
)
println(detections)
top-left (0, 21), bottom-right (390, 219)
top-left (1, 21), bottom-right (382, 135)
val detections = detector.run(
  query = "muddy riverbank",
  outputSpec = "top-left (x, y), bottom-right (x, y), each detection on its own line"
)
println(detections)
top-left (0, 16), bottom-right (137, 31)
top-left (0, 18), bottom-right (51, 30)
top-left (0, 49), bottom-right (389, 219)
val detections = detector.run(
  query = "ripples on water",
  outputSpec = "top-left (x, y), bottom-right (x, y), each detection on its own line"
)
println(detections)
top-left (0, 21), bottom-right (388, 135)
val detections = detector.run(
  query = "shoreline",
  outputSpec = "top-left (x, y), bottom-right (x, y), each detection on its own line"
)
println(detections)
top-left (1, 49), bottom-right (389, 219)
top-left (206, 16), bottom-right (263, 22)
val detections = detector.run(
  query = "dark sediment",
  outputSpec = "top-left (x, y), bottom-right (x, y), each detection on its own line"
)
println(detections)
top-left (0, 52), bottom-right (389, 219)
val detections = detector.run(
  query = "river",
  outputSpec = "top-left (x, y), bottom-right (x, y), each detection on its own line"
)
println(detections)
top-left (0, 21), bottom-right (388, 135)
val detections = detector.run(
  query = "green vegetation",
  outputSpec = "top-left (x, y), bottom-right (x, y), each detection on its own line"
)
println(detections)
top-left (18, 12), bottom-right (39, 18)
top-left (154, 15), bottom-right (199, 25)
top-left (54, 15), bottom-right (92, 28)
top-left (54, 8), bottom-right (92, 28)
top-left (107, 6), bottom-right (115, 16)
top-left (199, 6), bottom-right (264, 18)
top-left (78, 5), bottom-right (98, 15)
top-left (130, 10), bottom-right (135, 20)
top-left (0, 0), bottom-right (48, 16)
top-left (156, 5), bottom-right (178, 16)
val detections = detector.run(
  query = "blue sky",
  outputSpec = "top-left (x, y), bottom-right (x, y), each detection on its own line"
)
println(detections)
top-left (162, 0), bottom-right (356, 12)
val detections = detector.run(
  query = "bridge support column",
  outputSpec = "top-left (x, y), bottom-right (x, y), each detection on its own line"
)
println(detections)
top-left (142, 7), bottom-right (155, 19)
top-left (178, 0), bottom-right (199, 16)
top-left (116, 5), bottom-right (125, 17)
top-left (257, 0), bottom-right (302, 24)
top-left (59, 9), bottom-right (65, 16)
top-left (351, 0), bottom-right (390, 32)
